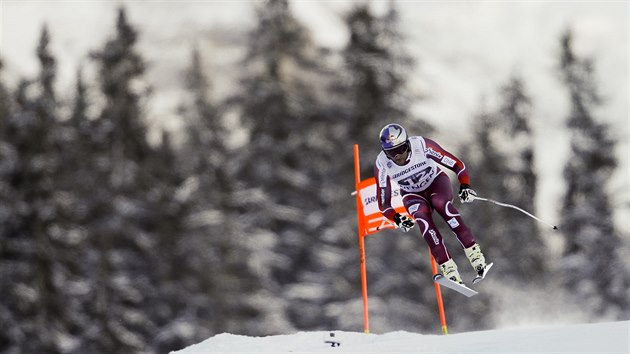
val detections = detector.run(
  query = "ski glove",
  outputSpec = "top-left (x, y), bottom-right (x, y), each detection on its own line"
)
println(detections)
top-left (458, 184), bottom-right (477, 203)
top-left (393, 213), bottom-right (415, 232)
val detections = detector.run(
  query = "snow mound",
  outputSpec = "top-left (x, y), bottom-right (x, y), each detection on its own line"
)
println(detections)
top-left (172, 320), bottom-right (629, 353)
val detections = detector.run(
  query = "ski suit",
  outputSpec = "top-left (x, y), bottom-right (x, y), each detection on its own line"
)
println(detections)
top-left (374, 136), bottom-right (476, 265)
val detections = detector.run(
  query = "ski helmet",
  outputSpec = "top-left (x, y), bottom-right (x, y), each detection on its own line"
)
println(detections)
top-left (379, 123), bottom-right (410, 158)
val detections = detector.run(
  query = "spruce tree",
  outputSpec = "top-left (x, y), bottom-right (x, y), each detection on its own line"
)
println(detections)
top-left (0, 56), bottom-right (22, 354)
top-left (141, 130), bottom-right (194, 353)
top-left (176, 47), bottom-right (262, 338)
top-left (491, 76), bottom-right (546, 281)
top-left (0, 25), bottom-right (74, 353)
top-left (343, 3), bottom-right (431, 176)
top-left (557, 29), bottom-right (628, 318)
top-left (230, 0), bottom-right (340, 334)
top-left (27, 26), bottom-right (61, 353)
top-left (57, 67), bottom-right (98, 352)
top-left (461, 77), bottom-right (547, 329)
top-left (87, 8), bottom-right (157, 353)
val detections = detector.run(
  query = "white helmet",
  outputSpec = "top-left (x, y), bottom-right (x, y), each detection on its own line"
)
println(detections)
top-left (379, 123), bottom-right (410, 159)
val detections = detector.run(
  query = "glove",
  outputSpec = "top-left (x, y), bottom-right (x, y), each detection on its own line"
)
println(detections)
top-left (393, 213), bottom-right (415, 232)
top-left (458, 184), bottom-right (477, 203)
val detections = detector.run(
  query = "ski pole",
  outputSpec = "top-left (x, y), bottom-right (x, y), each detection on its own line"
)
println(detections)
top-left (470, 195), bottom-right (558, 230)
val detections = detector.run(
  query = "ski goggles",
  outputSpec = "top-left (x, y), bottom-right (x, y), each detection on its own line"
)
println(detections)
top-left (383, 141), bottom-right (409, 159)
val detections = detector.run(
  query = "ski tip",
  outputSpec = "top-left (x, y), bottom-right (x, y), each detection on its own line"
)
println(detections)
top-left (432, 273), bottom-right (442, 282)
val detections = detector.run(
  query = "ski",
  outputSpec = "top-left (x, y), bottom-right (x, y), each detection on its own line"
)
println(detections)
top-left (433, 273), bottom-right (478, 297)
top-left (472, 262), bottom-right (494, 285)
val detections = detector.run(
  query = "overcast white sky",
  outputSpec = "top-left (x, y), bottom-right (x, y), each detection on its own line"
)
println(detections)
top-left (0, 0), bottom-right (628, 235)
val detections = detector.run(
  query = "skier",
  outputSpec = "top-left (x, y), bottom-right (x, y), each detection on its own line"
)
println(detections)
top-left (374, 123), bottom-right (489, 284)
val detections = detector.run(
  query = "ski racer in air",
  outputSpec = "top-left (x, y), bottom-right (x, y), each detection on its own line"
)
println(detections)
top-left (374, 123), bottom-right (491, 284)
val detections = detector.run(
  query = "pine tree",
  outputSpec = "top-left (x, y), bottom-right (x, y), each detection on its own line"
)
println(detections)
top-left (174, 46), bottom-right (263, 340)
top-left (86, 8), bottom-right (158, 352)
top-left (461, 76), bottom-right (547, 329)
top-left (342, 2), bottom-right (431, 177)
top-left (230, 0), bottom-right (340, 334)
top-left (0, 56), bottom-right (23, 354)
top-left (55, 66), bottom-right (99, 352)
top-left (27, 26), bottom-right (61, 353)
top-left (557, 29), bottom-right (628, 318)
top-left (0, 25), bottom-right (76, 353)
top-left (179, 47), bottom-right (227, 205)
top-left (489, 76), bottom-right (546, 281)
top-left (141, 130), bottom-right (196, 353)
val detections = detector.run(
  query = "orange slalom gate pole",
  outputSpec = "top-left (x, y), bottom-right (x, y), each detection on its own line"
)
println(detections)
top-left (429, 250), bottom-right (448, 334)
top-left (353, 144), bottom-right (370, 333)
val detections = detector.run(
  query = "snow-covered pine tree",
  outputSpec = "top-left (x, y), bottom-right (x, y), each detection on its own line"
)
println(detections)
top-left (175, 46), bottom-right (263, 340)
top-left (229, 0), bottom-right (346, 335)
top-left (55, 66), bottom-right (101, 353)
top-left (87, 8), bottom-right (158, 353)
top-left (0, 56), bottom-right (24, 354)
top-left (557, 29), bottom-right (628, 319)
top-left (449, 106), bottom-right (499, 330)
top-left (461, 76), bottom-right (549, 329)
top-left (342, 3), bottom-right (431, 178)
top-left (0, 25), bottom-right (73, 353)
top-left (492, 76), bottom-right (547, 281)
top-left (140, 130), bottom-right (195, 353)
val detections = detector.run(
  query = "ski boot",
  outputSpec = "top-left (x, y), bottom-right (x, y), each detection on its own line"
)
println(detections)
top-left (439, 258), bottom-right (463, 284)
top-left (465, 243), bottom-right (493, 283)
top-left (464, 243), bottom-right (487, 274)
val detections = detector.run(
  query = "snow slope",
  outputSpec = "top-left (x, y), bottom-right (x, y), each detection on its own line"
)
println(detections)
top-left (172, 320), bottom-right (629, 353)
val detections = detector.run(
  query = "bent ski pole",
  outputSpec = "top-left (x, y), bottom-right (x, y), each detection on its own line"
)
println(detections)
top-left (470, 195), bottom-right (558, 230)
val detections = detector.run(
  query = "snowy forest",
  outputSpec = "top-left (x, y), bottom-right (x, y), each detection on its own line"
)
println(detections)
top-left (0, 1), bottom-right (628, 353)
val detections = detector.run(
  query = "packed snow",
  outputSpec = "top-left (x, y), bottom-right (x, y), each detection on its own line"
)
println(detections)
top-left (172, 320), bottom-right (629, 353)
